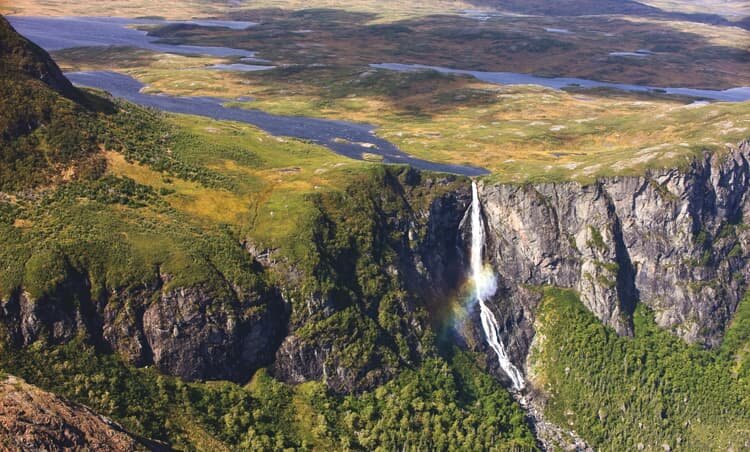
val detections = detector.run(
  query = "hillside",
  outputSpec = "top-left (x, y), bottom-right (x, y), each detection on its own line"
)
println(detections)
top-left (0, 16), bottom-right (104, 190)
top-left (0, 16), bottom-right (80, 98)
top-left (0, 17), bottom-right (535, 449)
top-left (0, 4), bottom-right (749, 451)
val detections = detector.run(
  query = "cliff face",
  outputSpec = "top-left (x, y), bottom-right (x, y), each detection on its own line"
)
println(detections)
top-left (266, 140), bottom-right (750, 403)
top-left (467, 141), bottom-right (750, 377)
top-left (2, 140), bottom-right (749, 397)
top-left (0, 269), bottom-right (286, 383)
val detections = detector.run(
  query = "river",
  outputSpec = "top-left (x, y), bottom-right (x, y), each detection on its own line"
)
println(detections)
top-left (67, 71), bottom-right (489, 176)
top-left (7, 15), bottom-right (750, 176)
top-left (371, 63), bottom-right (750, 102)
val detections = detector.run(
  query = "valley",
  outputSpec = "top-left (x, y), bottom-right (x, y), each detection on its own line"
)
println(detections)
top-left (1, 1), bottom-right (749, 450)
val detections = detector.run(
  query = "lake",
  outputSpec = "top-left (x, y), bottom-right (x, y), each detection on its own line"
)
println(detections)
top-left (371, 63), bottom-right (750, 102)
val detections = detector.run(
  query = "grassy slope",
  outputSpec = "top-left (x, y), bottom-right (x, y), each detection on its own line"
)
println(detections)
top-left (0, 87), bottom-right (370, 294)
top-left (529, 288), bottom-right (750, 450)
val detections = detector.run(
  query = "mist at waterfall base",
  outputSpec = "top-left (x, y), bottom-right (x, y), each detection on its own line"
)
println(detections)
top-left (454, 182), bottom-right (525, 391)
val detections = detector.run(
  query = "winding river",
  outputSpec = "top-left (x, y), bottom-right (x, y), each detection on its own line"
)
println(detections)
top-left (9, 15), bottom-right (488, 175)
top-left (7, 15), bottom-right (750, 176)
top-left (66, 71), bottom-right (489, 176)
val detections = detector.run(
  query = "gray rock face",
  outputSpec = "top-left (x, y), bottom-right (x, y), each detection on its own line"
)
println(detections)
top-left (467, 141), bottom-right (750, 376)
top-left (0, 269), bottom-right (285, 383)
top-left (142, 282), bottom-right (284, 381)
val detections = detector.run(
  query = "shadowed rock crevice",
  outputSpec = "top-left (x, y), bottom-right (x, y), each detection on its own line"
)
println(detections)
top-left (600, 182), bottom-right (639, 332)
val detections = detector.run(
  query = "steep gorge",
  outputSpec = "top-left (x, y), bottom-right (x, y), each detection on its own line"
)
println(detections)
top-left (3, 142), bottom-right (749, 394)
top-left (2, 11), bottom-right (748, 448)
top-left (3, 141), bottom-right (750, 449)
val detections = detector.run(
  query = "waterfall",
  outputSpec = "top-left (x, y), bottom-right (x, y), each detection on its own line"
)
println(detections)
top-left (470, 181), bottom-right (525, 391)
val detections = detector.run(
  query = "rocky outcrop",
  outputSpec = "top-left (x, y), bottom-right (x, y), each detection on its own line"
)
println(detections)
top-left (0, 268), bottom-right (286, 384)
top-left (0, 375), bottom-right (156, 451)
top-left (141, 281), bottom-right (285, 381)
top-left (465, 141), bottom-right (750, 377)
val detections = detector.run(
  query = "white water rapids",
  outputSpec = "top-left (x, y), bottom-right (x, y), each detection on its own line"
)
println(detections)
top-left (470, 181), bottom-right (525, 391)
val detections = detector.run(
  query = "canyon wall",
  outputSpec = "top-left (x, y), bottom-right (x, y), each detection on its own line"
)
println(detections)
top-left (0, 269), bottom-right (286, 383)
top-left (470, 141), bottom-right (750, 379)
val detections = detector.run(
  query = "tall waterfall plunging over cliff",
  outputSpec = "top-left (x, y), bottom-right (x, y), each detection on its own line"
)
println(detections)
top-left (470, 181), bottom-right (525, 391)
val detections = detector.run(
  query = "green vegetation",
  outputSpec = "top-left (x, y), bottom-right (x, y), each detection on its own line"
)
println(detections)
top-left (0, 171), bottom-right (268, 301)
top-left (0, 80), bottom-right (102, 189)
top-left (0, 15), bottom-right (103, 190)
top-left (100, 101), bottom-right (236, 190)
top-left (265, 166), bottom-right (466, 392)
top-left (0, 340), bottom-right (535, 450)
top-left (531, 288), bottom-right (750, 450)
top-left (3, 4), bottom-right (750, 450)
top-left (722, 291), bottom-right (750, 378)
top-left (587, 226), bottom-right (606, 252)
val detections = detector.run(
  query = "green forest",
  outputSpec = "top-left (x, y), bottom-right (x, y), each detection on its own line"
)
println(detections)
top-left (532, 288), bottom-right (750, 450)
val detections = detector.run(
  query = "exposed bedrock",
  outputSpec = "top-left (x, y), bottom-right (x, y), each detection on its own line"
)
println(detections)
top-left (463, 141), bottom-right (750, 377)
top-left (0, 268), bottom-right (286, 383)
top-left (0, 374), bottom-right (157, 451)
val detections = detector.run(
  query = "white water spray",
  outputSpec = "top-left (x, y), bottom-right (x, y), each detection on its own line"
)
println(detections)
top-left (470, 181), bottom-right (525, 391)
